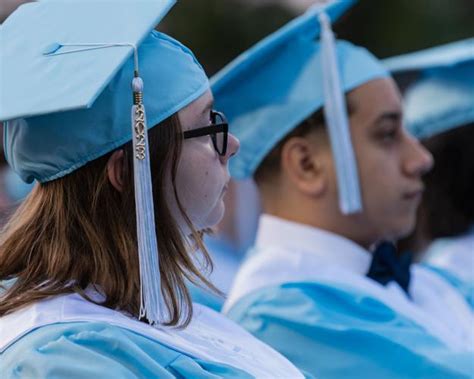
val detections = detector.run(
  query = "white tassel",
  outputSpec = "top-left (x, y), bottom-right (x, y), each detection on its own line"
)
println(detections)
top-left (131, 75), bottom-right (167, 325)
top-left (318, 12), bottom-right (362, 214)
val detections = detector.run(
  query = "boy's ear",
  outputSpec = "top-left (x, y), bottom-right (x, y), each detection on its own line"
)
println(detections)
top-left (280, 135), bottom-right (328, 197)
top-left (107, 149), bottom-right (125, 192)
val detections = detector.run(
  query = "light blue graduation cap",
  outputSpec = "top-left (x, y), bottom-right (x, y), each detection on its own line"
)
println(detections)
top-left (212, 0), bottom-right (388, 214)
top-left (384, 38), bottom-right (474, 139)
top-left (0, 0), bottom-right (210, 325)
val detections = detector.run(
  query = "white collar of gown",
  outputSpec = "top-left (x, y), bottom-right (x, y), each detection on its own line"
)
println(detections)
top-left (0, 290), bottom-right (303, 378)
top-left (224, 214), bottom-right (474, 352)
top-left (425, 228), bottom-right (474, 283)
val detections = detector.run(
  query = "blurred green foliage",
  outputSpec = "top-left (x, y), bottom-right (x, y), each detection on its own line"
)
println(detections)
top-left (162, 0), bottom-right (473, 76)
top-left (337, 0), bottom-right (474, 58)
top-left (162, 0), bottom-right (293, 74)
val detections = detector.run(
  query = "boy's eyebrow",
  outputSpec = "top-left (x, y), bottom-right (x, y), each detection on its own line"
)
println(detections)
top-left (373, 111), bottom-right (402, 125)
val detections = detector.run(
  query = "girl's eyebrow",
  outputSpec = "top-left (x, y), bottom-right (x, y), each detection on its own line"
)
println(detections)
top-left (202, 99), bottom-right (214, 115)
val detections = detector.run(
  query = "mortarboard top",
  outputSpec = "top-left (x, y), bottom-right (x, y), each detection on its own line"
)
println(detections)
top-left (0, 0), bottom-right (210, 325)
top-left (384, 38), bottom-right (474, 75)
top-left (384, 38), bottom-right (474, 139)
top-left (1, 0), bottom-right (209, 183)
top-left (212, 0), bottom-right (388, 214)
top-left (1, 0), bottom-right (175, 121)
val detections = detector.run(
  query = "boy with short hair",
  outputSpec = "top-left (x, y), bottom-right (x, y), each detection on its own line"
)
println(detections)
top-left (212, 3), bottom-right (474, 378)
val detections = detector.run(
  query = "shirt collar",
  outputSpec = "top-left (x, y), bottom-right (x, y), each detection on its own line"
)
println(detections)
top-left (255, 214), bottom-right (372, 276)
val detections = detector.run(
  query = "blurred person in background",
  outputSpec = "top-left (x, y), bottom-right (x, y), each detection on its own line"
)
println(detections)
top-left (0, 1), bottom-right (35, 225)
top-left (0, 125), bottom-right (34, 227)
top-left (0, 0), bottom-right (31, 23)
top-left (0, 165), bottom-right (34, 226)
top-left (387, 38), bottom-right (474, 308)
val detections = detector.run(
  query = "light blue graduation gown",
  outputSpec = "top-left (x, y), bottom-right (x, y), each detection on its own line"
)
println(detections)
top-left (2, 322), bottom-right (253, 378)
top-left (227, 282), bottom-right (474, 379)
top-left (224, 215), bottom-right (474, 379)
top-left (188, 283), bottom-right (225, 312)
top-left (0, 290), bottom-right (306, 379)
top-left (188, 236), bottom-right (242, 312)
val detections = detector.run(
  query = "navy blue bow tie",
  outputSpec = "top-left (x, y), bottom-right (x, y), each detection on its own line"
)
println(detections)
top-left (367, 241), bottom-right (412, 296)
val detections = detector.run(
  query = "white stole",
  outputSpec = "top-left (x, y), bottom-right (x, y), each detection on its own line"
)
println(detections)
top-left (0, 293), bottom-right (304, 379)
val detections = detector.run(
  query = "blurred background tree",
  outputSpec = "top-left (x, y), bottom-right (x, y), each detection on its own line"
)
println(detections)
top-left (2, 1), bottom-right (472, 75)
top-left (161, 0), bottom-right (474, 76)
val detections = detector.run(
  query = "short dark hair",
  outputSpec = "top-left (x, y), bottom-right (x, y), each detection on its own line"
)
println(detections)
top-left (419, 122), bottom-right (474, 239)
top-left (254, 107), bottom-right (326, 186)
top-left (253, 93), bottom-right (357, 187)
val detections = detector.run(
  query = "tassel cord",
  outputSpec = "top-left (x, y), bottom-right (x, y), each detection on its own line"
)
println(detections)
top-left (131, 76), bottom-right (167, 325)
top-left (318, 12), bottom-right (362, 214)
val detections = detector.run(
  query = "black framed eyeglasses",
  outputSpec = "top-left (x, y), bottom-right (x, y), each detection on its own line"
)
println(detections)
top-left (183, 110), bottom-right (229, 156)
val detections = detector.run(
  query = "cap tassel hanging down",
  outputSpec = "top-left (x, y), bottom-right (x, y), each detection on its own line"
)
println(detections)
top-left (132, 69), bottom-right (167, 326)
top-left (318, 12), bottom-right (363, 214)
top-left (45, 43), bottom-right (167, 325)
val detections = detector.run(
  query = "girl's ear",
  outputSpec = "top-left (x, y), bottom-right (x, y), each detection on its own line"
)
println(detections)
top-left (107, 149), bottom-right (125, 192)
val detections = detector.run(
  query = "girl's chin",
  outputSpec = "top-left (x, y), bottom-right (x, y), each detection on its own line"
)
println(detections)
top-left (201, 202), bottom-right (226, 230)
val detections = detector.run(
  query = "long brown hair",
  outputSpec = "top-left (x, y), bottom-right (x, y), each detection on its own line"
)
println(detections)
top-left (0, 114), bottom-right (220, 327)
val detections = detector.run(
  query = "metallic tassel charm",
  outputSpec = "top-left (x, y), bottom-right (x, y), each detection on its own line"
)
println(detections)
top-left (134, 104), bottom-right (146, 160)
top-left (133, 77), bottom-right (146, 160)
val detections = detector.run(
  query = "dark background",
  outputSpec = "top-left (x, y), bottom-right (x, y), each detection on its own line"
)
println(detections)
top-left (2, 1), bottom-right (472, 76)
top-left (161, 0), bottom-right (474, 76)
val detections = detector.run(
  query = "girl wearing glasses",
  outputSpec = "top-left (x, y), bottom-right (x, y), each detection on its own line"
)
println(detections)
top-left (0, 2), bottom-right (304, 378)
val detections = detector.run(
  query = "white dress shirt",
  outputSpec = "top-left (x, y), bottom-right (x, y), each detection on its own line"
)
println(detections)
top-left (225, 214), bottom-right (474, 352)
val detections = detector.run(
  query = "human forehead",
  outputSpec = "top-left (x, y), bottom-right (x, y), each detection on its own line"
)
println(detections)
top-left (347, 78), bottom-right (402, 120)
top-left (178, 89), bottom-right (214, 132)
